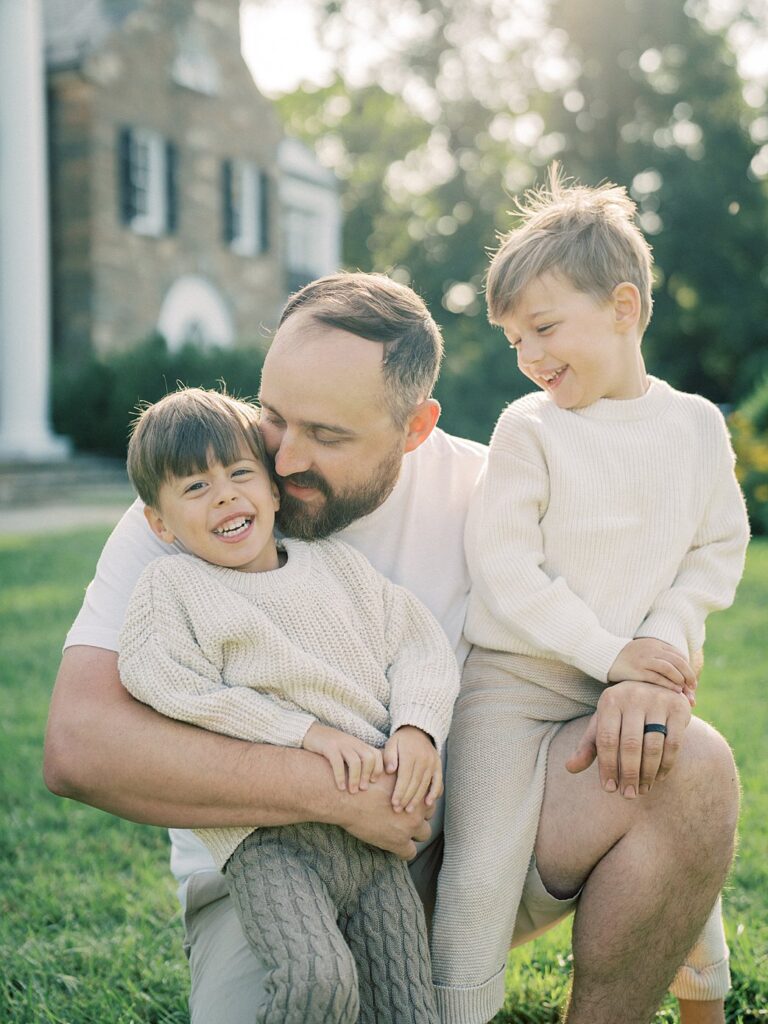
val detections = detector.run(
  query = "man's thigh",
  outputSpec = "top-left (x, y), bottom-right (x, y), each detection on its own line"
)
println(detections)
top-left (184, 872), bottom-right (269, 1024)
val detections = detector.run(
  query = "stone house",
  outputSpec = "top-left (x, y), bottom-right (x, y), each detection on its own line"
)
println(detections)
top-left (44, 0), bottom-right (341, 361)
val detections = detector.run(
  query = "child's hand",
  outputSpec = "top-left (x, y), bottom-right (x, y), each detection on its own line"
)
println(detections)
top-left (608, 638), bottom-right (697, 704)
top-left (302, 723), bottom-right (383, 794)
top-left (383, 726), bottom-right (442, 814)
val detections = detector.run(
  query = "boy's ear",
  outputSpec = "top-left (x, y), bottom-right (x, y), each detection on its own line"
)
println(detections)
top-left (612, 282), bottom-right (642, 333)
top-left (403, 398), bottom-right (441, 454)
top-left (143, 504), bottom-right (177, 545)
top-left (271, 481), bottom-right (280, 510)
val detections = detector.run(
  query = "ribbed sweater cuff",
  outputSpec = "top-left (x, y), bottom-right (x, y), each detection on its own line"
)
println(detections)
top-left (390, 706), bottom-right (448, 751)
top-left (669, 955), bottom-right (730, 1000)
top-left (434, 966), bottom-right (506, 1024)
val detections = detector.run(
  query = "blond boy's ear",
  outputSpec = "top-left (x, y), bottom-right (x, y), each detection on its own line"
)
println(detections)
top-left (143, 504), bottom-right (177, 545)
top-left (612, 282), bottom-right (642, 334)
top-left (271, 482), bottom-right (280, 510)
top-left (403, 398), bottom-right (441, 454)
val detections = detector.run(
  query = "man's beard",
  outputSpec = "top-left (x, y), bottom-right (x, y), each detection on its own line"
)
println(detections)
top-left (275, 443), bottom-right (403, 540)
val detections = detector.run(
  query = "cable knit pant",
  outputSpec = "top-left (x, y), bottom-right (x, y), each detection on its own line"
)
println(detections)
top-left (430, 648), bottom-right (731, 1024)
top-left (225, 822), bottom-right (438, 1024)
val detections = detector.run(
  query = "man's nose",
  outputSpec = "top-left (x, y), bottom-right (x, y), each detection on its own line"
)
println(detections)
top-left (273, 432), bottom-right (311, 478)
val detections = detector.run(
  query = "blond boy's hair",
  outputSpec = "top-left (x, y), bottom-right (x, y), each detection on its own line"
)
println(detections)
top-left (127, 387), bottom-right (269, 509)
top-left (486, 166), bottom-right (654, 330)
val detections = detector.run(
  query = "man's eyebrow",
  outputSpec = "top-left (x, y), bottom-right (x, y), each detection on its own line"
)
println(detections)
top-left (259, 400), bottom-right (358, 438)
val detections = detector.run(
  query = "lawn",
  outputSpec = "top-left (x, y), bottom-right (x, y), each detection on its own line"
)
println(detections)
top-left (0, 528), bottom-right (766, 1022)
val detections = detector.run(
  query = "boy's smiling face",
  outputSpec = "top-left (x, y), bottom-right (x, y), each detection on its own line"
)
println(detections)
top-left (144, 446), bottom-right (281, 573)
top-left (498, 271), bottom-right (648, 410)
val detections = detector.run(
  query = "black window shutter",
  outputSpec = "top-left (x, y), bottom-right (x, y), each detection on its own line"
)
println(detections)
top-left (165, 140), bottom-right (178, 234)
top-left (259, 170), bottom-right (270, 252)
top-left (117, 126), bottom-right (135, 224)
top-left (222, 159), bottom-right (234, 244)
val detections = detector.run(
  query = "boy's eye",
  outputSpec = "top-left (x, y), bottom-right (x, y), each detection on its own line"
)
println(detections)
top-left (536, 323), bottom-right (555, 335)
top-left (232, 468), bottom-right (253, 478)
top-left (184, 481), bottom-right (206, 494)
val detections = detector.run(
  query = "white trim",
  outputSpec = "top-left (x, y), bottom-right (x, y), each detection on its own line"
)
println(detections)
top-left (157, 275), bottom-right (234, 351)
top-left (129, 128), bottom-right (167, 237)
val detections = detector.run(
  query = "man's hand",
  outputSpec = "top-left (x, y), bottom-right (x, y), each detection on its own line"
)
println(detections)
top-left (608, 637), bottom-right (697, 703)
top-left (566, 681), bottom-right (692, 798)
top-left (302, 723), bottom-right (383, 795)
top-left (383, 725), bottom-right (442, 814)
top-left (337, 769), bottom-right (433, 859)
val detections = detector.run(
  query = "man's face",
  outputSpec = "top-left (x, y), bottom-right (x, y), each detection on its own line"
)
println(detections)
top-left (258, 311), bottom-right (407, 539)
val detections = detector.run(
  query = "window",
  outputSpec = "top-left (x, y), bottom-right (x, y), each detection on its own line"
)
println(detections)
top-left (117, 127), bottom-right (177, 236)
top-left (222, 160), bottom-right (269, 257)
top-left (283, 206), bottom-right (321, 292)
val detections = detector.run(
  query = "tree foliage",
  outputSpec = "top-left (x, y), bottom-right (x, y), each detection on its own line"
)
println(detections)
top-left (274, 0), bottom-right (768, 441)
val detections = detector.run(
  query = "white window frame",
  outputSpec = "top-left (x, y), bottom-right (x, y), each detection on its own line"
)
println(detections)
top-left (128, 128), bottom-right (167, 237)
top-left (228, 160), bottom-right (261, 257)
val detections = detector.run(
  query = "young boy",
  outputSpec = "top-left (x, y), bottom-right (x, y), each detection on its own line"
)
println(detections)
top-left (430, 172), bottom-right (750, 1023)
top-left (117, 387), bottom-right (460, 1024)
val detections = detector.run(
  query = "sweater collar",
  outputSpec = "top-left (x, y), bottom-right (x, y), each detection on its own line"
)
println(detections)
top-left (186, 537), bottom-right (311, 595)
top-left (571, 376), bottom-right (674, 422)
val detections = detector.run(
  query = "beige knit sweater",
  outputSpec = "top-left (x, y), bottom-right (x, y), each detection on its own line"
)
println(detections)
top-left (464, 377), bottom-right (750, 677)
top-left (118, 537), bottom-right (460, 868)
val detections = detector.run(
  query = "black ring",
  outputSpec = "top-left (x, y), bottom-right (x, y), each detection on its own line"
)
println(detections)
top-left (643, 723), bottom-right (668, 737)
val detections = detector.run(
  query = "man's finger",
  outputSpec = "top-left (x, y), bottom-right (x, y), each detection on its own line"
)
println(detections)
top-left (565, 714), bottom-right (598, 775)
top-left (638, 721), bottom-right (667, 794)
top-left (617, 708), bottom-right (646, 798)
top-left (596, 705), bottom-right (622, 794)
top-left (655, 701), bottom-right (689, 781)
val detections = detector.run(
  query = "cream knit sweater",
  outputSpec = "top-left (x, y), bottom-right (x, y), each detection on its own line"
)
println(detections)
top-left (464, 377), bottom-right (750, 676)
top-left (118, 537), bottom-right (460, 868)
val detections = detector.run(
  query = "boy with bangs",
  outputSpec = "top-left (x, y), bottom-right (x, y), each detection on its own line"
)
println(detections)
top-left (118, 387), bottom-right (460, 1024)
top-left (430, 171), bottom-right (750, 1024)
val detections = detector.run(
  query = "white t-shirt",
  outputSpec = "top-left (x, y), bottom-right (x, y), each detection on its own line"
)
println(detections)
top-left (65, 426), bottom-right (487, 893)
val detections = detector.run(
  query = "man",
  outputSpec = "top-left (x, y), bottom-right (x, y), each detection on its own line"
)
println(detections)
top-left (45, 273), bottom-right (738, 1024)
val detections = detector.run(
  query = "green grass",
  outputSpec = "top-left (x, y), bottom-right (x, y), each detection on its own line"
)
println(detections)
top-left (0, 530), bottom-right (766, 1022)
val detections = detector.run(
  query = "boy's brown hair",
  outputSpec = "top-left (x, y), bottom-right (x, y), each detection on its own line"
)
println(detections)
top-left (486, 165), bottom-right (654, 330)
top-left (127, 387), bottom-right (268, 509)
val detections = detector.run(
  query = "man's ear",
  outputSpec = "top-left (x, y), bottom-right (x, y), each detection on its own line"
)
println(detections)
top-left (403, 398), bottom-right (441, 454)
top-left (143, 504), bottom-right (177, 545)
top-left (612, 282), bottom-right (642, 334)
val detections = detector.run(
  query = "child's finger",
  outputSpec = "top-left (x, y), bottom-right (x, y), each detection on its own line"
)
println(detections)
top-left (405, 767), bottom-right (433, 813)
top-left (358, 747), bottom-right (379, 790)
top-left (392, 761), bottom-right (416, 811)
top-left (328, 751), bottom-right (347, 791)
top-left (345, 751), bottom-right (363, 794)
top-left (383, 737), bottom-right (399, 774)
top-left (369, 747), bottom-right (384, 783)
top-left (425, 764), bottom-right (443, 806)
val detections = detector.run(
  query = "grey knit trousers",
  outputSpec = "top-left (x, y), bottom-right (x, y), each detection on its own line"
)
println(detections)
top-left (225, 821), bottom-right (438, 1024)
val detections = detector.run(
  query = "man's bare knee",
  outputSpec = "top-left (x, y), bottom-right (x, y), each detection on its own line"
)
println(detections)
top-left (670, 719), bottom-right (739, 856)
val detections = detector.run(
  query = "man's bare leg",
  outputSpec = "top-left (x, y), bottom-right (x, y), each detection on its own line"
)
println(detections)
top-left (677, 999), bottom-right (725, 1024)
top-left (535, 716), bottom-right (738, 1024)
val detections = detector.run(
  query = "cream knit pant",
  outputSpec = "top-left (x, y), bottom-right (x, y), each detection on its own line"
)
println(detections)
top-left (431, 649), bottom-right (730, 1024)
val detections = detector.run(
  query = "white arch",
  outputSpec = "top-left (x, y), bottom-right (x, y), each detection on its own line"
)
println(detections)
top-left (157, 275), bottom-right (234, 351)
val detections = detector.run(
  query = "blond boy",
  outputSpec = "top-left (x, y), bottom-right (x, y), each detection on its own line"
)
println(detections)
top-left (430, 173), bottom-right (750, 1024)
top-left (117, 388), bottom-right (460, 1024)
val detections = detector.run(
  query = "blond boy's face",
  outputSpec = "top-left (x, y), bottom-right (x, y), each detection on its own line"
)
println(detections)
top-left (145, 445), bottom-right (281, 574)
top-left (497, 272), bottom-right (647, 410)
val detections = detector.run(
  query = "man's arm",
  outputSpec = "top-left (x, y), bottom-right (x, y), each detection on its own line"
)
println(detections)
top-left (43, 645), bottom-right (430, 857)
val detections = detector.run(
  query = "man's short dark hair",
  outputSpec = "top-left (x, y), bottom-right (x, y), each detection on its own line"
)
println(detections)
top-left (279, 272), bottom-right (444, 428)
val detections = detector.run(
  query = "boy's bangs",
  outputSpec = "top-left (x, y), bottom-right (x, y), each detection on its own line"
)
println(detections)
top-left (159, 410), bottom-right (252, 483)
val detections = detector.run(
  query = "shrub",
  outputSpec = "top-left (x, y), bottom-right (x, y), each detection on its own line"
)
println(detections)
top-left (729, 374), bottom-right (768, 536)
top-left (53, 335), bottom-right (266, 459)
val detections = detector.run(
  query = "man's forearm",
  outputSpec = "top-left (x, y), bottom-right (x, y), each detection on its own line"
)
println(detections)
top-left (44, 647), bottom-right (358, 827)
top-left (44, 646), bottom-right (430, 857)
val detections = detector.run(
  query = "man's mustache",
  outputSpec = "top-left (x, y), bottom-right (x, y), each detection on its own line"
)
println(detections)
top-left (276, 470), bottom-right (332, 497)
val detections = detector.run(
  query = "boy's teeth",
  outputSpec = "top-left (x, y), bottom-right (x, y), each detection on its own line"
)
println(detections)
top-left (215, 517), bottom-right (250, 535)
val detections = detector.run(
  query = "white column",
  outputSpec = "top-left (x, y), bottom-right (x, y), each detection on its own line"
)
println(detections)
top-left (0, 0), bottom-right (68, 460)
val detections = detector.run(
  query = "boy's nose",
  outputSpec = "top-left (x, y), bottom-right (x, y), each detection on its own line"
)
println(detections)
top-left (518, 337), bottom-right (543, 366)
